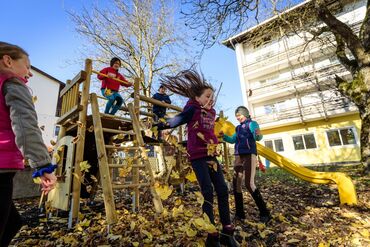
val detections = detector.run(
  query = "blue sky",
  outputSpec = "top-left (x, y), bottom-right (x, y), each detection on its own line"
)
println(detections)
top-left (0, 0), bottom-right (242, 124)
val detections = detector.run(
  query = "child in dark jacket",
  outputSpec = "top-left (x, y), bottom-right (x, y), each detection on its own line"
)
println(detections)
top-left (0, 41), bottom-right (57, 246)
top-left (152, 84), bottom-right (171, 120)
top-left (97, 57), bottom-right (132, 115)
top-left (157, 69), bottom-right (239, 247)
top-left (222, 106), bottom-right (271, 223)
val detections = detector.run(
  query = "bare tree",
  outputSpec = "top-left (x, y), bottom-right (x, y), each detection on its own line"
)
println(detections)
top-left (69, 0), bottom-right (191, 98)
top-left (182, 0), bottom-right (370, 174)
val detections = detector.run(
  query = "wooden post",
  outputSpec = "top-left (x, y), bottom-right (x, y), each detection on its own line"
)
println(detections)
top-left (91, 93), bottom-right (117, 224)
top-left (70, 59), bottom-right (92, 222)
top-left (128, 103), bottom-right (163, 214)
top-left (223, 142), bottom-right (231, 181)
top-left (132, 78), bottom-right (141, 211)
top-left (133, 78), bottom-right (140, 117)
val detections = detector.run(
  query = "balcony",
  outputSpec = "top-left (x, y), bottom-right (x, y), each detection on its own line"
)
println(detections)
top-left (254, 97), bottom-right (357, 128)
top-left (248, 63), bottom-right (349, 103)
top-left (243, 22), bottom-right (361, 79)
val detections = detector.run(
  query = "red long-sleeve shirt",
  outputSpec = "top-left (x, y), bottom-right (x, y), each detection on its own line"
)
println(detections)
top-left (98, 67), bottom-right (130, 91)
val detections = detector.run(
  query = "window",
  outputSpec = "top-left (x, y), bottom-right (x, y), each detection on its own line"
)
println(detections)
top-left (274, 139), bottom-right (285, 152)
top-left (54, 125), bottom-right (60, 137)
top-left (264, 101), bottom-right (287, 115)
top-left (292, 133), bottom-right (317, 150)
top-left (265, 140), bottom-right (273, 150)
top-left (264, 138), bottom-right (284, 152)
top-left (326, 127), bottom-right (356, 147)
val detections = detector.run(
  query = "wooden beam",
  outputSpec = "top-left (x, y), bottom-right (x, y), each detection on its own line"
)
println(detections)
top-left (131, 93), bottom-right (182, 112)
top-left (60, 71), bottom-right (86, 97)
top-left (56, 104), bottom-right (83, 125)
top-left (70, 60), bottom-right (91, 223)
top-left (91, 93), bottom-right (117, 224)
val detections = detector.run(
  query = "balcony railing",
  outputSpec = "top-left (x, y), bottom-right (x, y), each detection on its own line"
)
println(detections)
top-left (249, 63), bottom-right (349, 97)
top-left (254, 97), bottom-right (356, 125)
top-left (243, 22), bottom-right (362, 72)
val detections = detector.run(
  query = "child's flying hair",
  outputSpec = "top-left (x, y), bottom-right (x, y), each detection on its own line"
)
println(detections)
top-left (159, 68), bottom-right (214, 99)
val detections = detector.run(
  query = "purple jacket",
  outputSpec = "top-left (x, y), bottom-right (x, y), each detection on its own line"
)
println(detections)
top-left (162, 99), bottom-right (218, 160)
top-left (0, 74), bottom-right (25, 169)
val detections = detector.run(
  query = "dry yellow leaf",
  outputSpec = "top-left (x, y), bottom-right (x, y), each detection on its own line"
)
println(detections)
top-left (79, 161), bottom-right (91, 172)
top-left (154, 184), bottom-right (173, 200)
top-left (53, 152), bottom-right (60, 163)
top-left (185, 170), bottom-right (197, 182)
top-left (359, 229), bottom-right (369, 238)
top-left (195, 191), bottom-right (204, 205)
top-left (130, 221), bottom-right (136, 231)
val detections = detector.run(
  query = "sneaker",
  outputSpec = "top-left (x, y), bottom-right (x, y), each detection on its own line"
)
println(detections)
top-left (220, 227), bottom-right (239, 247)
top-left (206, 233), bottom-right (221, 247)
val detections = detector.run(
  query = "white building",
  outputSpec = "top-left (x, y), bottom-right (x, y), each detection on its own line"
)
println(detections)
top-left (28, 66), bottom-right (64, 146)
top-left (223, 0), bottom-right (365, 165)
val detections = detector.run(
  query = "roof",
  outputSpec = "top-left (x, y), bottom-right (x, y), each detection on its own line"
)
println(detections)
top-left (31, 65), bottom-right (65, 86)
top-left (222, 0), bottom-right (313, 49)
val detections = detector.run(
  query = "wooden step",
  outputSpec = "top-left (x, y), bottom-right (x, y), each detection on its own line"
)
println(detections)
top-left (102, 128), bottom-right (135, 135)
top-left (108, 164), bottom-right (146, 168)
top-left (100, 113), bottom-right (131, 122)
top-left (112, 182), bottom-right (151, 189)
top-left (105, 145), bottom-right (139, 150)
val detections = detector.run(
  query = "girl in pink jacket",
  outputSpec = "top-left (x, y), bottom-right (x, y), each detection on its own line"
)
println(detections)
top-left (0, 41), bottom-right (57, 246)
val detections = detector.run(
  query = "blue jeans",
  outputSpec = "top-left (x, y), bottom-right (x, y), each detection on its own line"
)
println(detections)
top-left (101, 89), bottom-right (124, 115)
top-left (191, 156), bottom-right (231, 226)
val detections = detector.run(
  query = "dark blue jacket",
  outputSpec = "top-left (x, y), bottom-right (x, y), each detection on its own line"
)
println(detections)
top-left (223, 119), bottom-right (262, 155)
top-left (152, 93), bottom-right (171, 118)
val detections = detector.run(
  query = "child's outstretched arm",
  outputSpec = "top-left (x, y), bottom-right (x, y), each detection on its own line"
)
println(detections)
top-left (157, 106), bottom-right (195, 130)
top-left (249, 121), bottom-right (263, 141)
top-left (222, 133), bottom-right (237, 143)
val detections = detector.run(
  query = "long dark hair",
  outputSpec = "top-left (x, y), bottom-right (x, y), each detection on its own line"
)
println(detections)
top-left (159, 69), bottom-right (214, 99)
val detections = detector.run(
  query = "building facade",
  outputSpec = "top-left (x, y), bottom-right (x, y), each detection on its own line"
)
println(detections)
top-left (28, 66), bottom-right (64, 146)
top-left (223, 0), bottom-right (365, 165)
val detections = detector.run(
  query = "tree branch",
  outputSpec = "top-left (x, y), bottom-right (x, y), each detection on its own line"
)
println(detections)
top-left (359, 0), bottom-right (370, 52)
top-left (314, 0), bottom-right (368, 65)
top-left (334, 34), bottom-right (359, 73)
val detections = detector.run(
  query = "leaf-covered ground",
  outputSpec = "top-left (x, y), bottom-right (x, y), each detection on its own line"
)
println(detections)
top-left (11, 165), bottom-right (370, 247)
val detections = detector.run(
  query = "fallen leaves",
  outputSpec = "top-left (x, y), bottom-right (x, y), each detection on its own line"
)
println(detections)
top-left (12, 165), bottom-right (370, 246)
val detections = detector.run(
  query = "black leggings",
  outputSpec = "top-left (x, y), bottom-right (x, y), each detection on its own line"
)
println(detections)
top-left (0, 173), bottom-right (23, 247)
top-left (191, 157), bottom-right (231, 226)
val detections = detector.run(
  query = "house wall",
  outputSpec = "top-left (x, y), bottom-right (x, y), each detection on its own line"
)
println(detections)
top-left (28, 69), bottom-right (61, 146)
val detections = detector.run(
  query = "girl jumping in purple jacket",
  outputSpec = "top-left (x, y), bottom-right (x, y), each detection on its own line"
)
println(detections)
top-left (157, 69), bottom-right (239, 247)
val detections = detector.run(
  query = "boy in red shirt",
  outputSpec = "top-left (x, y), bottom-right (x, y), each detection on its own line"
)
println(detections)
top-left (98, 57), bottom-right (132, 115)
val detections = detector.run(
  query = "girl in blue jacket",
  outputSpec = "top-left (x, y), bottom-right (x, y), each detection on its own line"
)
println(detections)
top-left (222, 106), bottom-right (271, 223)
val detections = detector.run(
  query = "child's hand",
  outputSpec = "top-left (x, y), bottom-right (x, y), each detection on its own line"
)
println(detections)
top-left (218, 131), bottom-right (224, 138)
top-left (40, 173), bottom-right (57, 195)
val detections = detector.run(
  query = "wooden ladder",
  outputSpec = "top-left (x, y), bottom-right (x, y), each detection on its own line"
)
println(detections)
top-left (90, 93), bottom-right (163, 225)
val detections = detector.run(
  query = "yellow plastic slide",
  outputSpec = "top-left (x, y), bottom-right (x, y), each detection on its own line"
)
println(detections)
top-left (215, 117), bottom-right (358, 205)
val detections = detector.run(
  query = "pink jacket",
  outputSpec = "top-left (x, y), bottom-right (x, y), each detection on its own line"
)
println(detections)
top-left (0, 74), bottom-right (25, 169)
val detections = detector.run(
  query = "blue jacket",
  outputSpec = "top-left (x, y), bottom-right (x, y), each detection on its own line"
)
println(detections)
top-left (223, 119), bottom-right (262, 155)
top-left (152, 92), bottom-right (171, 118)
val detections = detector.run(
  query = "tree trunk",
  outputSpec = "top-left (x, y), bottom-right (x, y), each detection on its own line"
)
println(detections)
top-left (358, 67), bottom-right (370, 174)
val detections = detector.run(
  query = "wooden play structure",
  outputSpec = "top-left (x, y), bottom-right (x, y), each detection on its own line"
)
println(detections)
top-left (47, 59), bottom-right (214, 227)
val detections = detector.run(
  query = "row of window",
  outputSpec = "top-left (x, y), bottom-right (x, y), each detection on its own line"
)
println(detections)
top-left (264, 127), bottom-right (357, 152)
